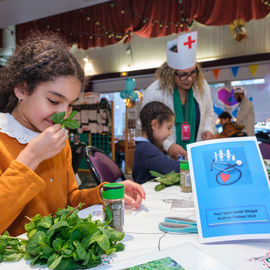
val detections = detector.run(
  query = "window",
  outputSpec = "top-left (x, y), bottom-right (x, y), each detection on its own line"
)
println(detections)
top-left (231, 78), bottom-right (265, 86)
top-left (100, 92), bottom-right (126, 137)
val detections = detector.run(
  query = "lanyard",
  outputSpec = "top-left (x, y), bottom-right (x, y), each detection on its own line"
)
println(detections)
top-left (183, 95), bottom-right (189, 123)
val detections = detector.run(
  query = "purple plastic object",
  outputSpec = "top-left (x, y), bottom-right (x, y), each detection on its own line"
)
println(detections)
top-left (89, 152), bottom-right (122, 182)
top-left (218, 88), bottom-right (238, 107)
top-left (84, 146), bottom-right (125, 184)
top-left (259, 142), bottom-right (270, 159)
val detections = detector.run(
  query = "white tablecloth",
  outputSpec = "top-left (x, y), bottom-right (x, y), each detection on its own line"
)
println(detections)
top-left (96, 182), bottom-right (270, 270)
top-left (2, 182), bottom-right (270, 269)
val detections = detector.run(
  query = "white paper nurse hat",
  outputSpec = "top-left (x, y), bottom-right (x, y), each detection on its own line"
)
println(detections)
top-left (167, 31), bottom-right (198, 70)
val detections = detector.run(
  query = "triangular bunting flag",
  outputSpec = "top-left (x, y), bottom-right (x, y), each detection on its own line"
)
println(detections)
top-left (231, 66), bottom-right (239, 77)
top-left (213, 69), bottom-right (220, 79)
top-left (249, 64), bottom-right (258, 76)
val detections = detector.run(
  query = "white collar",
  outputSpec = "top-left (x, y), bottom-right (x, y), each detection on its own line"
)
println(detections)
top-left (135, 136), bottom-right (150, 142)
top-left (0, 113), bottom-right (40, 144)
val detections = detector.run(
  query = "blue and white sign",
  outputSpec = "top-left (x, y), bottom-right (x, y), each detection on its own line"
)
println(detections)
top-left (187, 137), bottom-right (270, 243)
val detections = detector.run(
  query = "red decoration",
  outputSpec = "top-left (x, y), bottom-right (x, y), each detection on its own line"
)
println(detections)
top-left (13, 0), bottom-right (270, 50)
top-left (213, 69), bottom-right (220, 79)
top-left (183, 35), bottom-right (196, 49)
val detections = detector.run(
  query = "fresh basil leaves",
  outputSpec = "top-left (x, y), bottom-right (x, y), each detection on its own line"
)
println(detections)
top-left (0, 204), bottom-right (125, 269)
top-left (52, 111), bottom-right (80, 130)
top-left (150, 170), bottom-right (180, 191)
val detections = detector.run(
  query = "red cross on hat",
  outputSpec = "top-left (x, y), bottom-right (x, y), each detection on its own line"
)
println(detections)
top-left (184, 35), bottom-right (196, 49)
top-left (166, 31), bottom-right (198, 70)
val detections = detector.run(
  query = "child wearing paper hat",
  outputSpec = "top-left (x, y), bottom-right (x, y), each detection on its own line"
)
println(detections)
top-left (137, 31), bottom-right (216, 160)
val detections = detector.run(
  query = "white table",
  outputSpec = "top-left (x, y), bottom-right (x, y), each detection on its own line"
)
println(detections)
top-left (107, 182), bottom-right (270, 270)
top-left (2, 182), bottom-right (270, 269)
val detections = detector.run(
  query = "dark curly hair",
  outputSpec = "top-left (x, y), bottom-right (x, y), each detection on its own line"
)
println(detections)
top-left (140, 101), bottom-right (174, 147)
top-left (0, 31), bottom-right (85, 113)
top-left (219, 111), bottom-right (232, 120)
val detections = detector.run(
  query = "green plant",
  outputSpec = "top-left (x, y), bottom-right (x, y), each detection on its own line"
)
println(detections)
top-left (150, 171), bottom-right (180, 191)
top-left (0, 204), bottom-right (125, 269)
top-left (264, 161), bottom-right (270, 180)
top-left (52, 111), bottom-right (80, 129)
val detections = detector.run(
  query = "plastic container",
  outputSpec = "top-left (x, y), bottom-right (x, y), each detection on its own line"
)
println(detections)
top-left (102, 183), bottom-right (125, 232)
top-left (180, 160), bottom-right (192, 193)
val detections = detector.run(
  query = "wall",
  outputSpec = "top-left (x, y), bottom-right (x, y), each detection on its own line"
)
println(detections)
top-left (92, 60), bottom-right (270, 125)
top-left (71, 15), bottom-right (270, 76)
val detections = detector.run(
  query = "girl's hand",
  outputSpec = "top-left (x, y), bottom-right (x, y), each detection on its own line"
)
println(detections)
top-left (168, 143), bottom-right (187, 160)
top-left (122, 180), bottom-right (145, 209)
top-left (17, 124), bottom-right (67, 170)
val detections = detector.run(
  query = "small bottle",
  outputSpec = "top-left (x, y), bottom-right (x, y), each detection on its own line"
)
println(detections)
top-left (102, 183), bottom-right (125, 232)
top-left (180, 160), bottom-right (192, 193)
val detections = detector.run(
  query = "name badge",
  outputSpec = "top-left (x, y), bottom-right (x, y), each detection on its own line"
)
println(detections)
top-left (181, 123), bottom-right (190, 141)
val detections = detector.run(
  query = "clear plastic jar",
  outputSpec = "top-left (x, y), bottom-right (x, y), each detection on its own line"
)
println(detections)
top-left (180, 160), bottom-right (192, 193)
top-left (102, 183), bottom-right (124, 232)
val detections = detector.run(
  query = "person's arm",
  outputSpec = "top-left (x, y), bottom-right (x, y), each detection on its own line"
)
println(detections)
top-left (237, 103), bottom-right (247, 124)
top-left (248, 101), bottom-right (255, 136)
top-left (122, 180), bottom-right (145, 209)
top-left (144, 144), bottom-right (180, 174)
top-left (0, 158), bottom-right (46, 234)
top-left (0, 126), bottom-right (67, 234)
top-left (200, 80), bottom-right (216, 139)
top-left (167, 143), bottom-right (187, 159)
top-left (17, 125), bottom-right (68, 171)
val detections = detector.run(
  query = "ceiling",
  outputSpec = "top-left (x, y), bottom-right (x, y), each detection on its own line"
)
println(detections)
top-left (0, 1), bottom-right (269, 78)
top-left (0, 0), bottom-right (109, 28)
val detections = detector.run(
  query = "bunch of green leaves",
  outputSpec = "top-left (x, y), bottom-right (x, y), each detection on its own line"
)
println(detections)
top-left (0, 231), bottom-right (26, 262)
top-left (0, 204), bottom-right (125, 269)
top-left (150, 171), bottom-right (180, 191)
top-left (52, 111), bottom-right (80, 129)
top-left (264, 160), bottom-right (270, 180)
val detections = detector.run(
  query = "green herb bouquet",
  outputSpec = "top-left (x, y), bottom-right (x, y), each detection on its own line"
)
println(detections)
top-left (150, 171), bottom-right (180, 191)
top-left (0, 204), bottom-right (125, 269)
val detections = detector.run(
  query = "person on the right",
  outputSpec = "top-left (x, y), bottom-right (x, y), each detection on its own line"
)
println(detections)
top-left (215, 111), bottom-right (246, 138)
top-left (233, 86), bottom-right (255, 136)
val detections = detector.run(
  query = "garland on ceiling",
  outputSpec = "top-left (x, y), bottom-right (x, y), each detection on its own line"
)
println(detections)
top-left (38, 0), bottom-right (194, 44)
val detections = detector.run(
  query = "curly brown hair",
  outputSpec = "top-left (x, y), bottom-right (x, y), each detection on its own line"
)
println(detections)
top-left (140, 101), bottom-right (174, 147)
top-left (0, 31), bottom-right (85, 113)
top-left (155, 62), bottom-right (205, 96)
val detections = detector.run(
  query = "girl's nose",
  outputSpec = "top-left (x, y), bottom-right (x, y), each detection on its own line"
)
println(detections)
top-left (59, 105), bottom-right (71, 118)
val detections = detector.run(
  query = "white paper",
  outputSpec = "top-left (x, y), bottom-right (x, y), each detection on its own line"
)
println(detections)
top-left (80, 110), bottom-right (89, 124)
top-left (88, 110), bottom-right (97, 121)
top-left (93, 243), bottom-right (232, 270)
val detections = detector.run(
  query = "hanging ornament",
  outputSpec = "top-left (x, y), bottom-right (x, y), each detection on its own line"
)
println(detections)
top-left (229, 19), bottom-right (248, 41)
top-left (120, 78), bottom-right (138, 107)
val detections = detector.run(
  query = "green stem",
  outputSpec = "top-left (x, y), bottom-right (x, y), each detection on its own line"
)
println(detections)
top-left (66, 203), bottom-right (84, 219)
top-left (0, 235), bottom-right (26, 241)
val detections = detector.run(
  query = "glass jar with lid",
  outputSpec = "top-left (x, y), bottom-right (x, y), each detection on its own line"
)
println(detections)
top-left (180, 160), bottom-right (192, 193)
top-left (102, 183), bottom-right (124, 232)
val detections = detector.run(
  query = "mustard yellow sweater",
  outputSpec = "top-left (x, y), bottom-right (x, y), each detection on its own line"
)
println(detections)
top-left (0, 132), bottom-right (103, 236)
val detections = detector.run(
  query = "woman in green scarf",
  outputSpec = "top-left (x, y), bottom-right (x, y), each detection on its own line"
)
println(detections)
top-left (138, 31), bottom-right (215, 159)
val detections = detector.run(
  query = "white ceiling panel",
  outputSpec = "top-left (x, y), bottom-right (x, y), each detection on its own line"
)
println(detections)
top-left (0, 0), bottom-right (109, 28)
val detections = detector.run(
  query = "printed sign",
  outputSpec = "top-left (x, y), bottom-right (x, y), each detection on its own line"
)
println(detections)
top-left (187, 137), bottom-right (270, 243)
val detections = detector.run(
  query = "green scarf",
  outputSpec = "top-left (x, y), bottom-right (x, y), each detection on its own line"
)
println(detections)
top-left (173, 87), bottom-right (196, 150)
